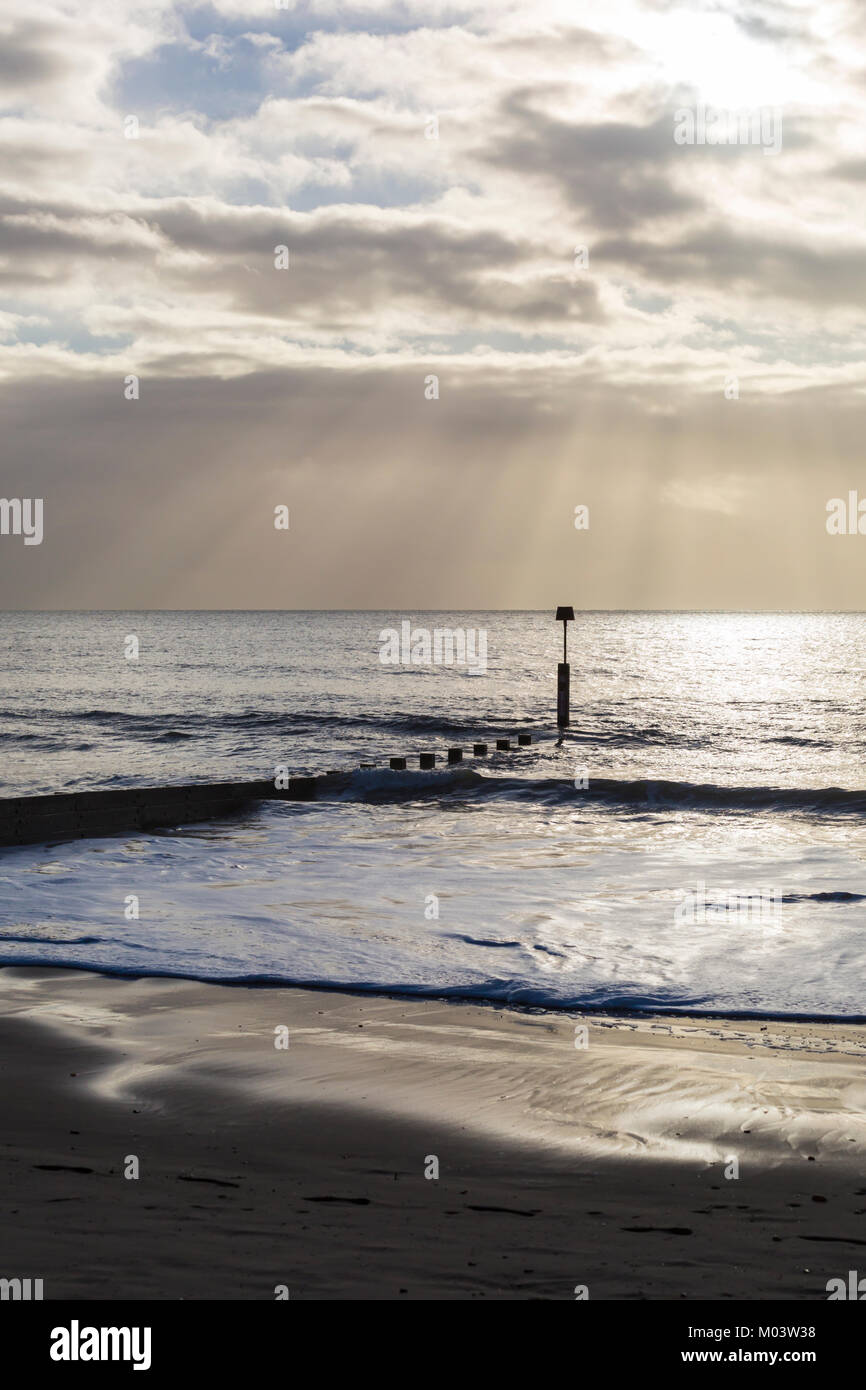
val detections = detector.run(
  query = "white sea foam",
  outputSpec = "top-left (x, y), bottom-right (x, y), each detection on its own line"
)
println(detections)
top-left (0, 793), bottom-right (863, 1017)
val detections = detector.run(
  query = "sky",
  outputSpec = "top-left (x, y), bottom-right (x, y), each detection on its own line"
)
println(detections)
top-left (1, 0), bottom-right (865, 609)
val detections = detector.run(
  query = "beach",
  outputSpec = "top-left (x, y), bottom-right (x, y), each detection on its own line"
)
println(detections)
top-left (4, 0), bottom-right (866, 1327)
top-left (2, 965), bottom-right (864, 1301)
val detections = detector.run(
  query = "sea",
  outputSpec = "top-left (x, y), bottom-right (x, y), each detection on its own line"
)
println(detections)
top-left (1, 610), bottom-right (864, 1019)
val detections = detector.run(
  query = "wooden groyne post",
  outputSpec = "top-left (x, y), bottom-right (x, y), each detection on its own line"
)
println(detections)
top-left (0, 734), bottom-right (538, 849)
top-left (556, 604), bottom-right (574, 730)
top-left (0, 778), bottom-right (316, 849)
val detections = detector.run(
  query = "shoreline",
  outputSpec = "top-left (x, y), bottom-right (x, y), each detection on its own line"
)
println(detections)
top-left (1, 965), bottom-right (864, 1299)
top-left (2, 958), bottom-right (864, 1028)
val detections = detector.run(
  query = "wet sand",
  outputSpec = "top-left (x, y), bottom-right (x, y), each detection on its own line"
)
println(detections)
top-left (1, 966), bottom-right (864, 1299)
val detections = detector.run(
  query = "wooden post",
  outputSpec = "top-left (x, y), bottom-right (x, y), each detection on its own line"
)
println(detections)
top-left (557, 662), bottom-right (570, 727)
top-left (555, 606), bottom-right (575, 729)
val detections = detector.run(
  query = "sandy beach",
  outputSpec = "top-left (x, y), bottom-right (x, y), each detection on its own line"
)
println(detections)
top-left (1, 964), bottom-right (864, 1300)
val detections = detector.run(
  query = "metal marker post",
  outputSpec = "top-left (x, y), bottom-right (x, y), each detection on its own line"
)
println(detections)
top-left (555, 605), bottom-right (574, 730)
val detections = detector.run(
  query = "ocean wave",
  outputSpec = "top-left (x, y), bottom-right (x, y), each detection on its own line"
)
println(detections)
top-left (0, 933), bottom-right (103, 946)
top-left (769, 735), bottom-right (834, 748)
top-left (0, 706), bottom-right (838, 758)
top-left (781, 890), bottom-right (866, 903)
top-left (563, 726), bottom-right (708, 748)
top-left (315, 766), bottom-right (866, 816)
top-left (0, 708), bottom-right (533, 739)
top-left (0, 955), bottom-right (859, 1022)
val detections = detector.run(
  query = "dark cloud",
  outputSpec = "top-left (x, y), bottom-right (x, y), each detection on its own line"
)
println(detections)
top-left (831, 157), bottom-right (866, 182)
top-left (0, 20), bottom-right (80, 95)
top-left (0, 191), bottom-right (604, 326)
top-left (482, 93), bottom-right (702, 230)
top-left (595, 224), bottom-right (866, 307)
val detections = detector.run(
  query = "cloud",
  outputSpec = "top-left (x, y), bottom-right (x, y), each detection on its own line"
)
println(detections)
top-left (2, 0), bottom-right (866, 605)
top-left (0, 19), bottom-right (80, 90)
top-left (483, 96), bottom-right (702, 230)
